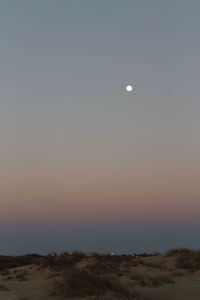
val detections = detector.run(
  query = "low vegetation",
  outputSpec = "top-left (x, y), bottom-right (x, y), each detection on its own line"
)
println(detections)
top-left (0, 249), bottom-right (199, 299)
top-left (131, 271), bottom-right (174, 287)
top-left (0, 254), bottom-right (43, 271)
top-left (167, 248), bottom-right (200, 272)
top-left (53, 268), bottom-right (134, 299)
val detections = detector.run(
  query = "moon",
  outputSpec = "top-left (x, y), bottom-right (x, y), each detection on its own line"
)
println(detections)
top-left (126, 85), bottom-right (133, 92)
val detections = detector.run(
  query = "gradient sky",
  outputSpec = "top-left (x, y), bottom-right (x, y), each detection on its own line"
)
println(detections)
top-left (0, 0), bottom-right (200, 254)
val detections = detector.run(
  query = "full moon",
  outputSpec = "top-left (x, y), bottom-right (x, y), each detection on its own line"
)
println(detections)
top-left (126, 85), bottom-right (133, 92)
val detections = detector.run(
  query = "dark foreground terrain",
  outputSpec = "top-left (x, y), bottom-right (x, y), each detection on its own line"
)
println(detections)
top-left (0, 249), bottom-right (200, 300)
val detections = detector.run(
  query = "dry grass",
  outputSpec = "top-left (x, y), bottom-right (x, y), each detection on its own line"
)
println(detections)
top-left (176, 250), bottom-right (200, 271)
top-left (1, 269), bottom-right (28, 281)
top-left (53, 267), bottom-right (134, 299)
top-left (131, 271), bottom-right (174, 287)
top-left (167, 248), bottom-right (200, 272)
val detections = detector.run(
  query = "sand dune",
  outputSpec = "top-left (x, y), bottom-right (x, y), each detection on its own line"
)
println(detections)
top-left (0, 250), bottom-right (200, 300)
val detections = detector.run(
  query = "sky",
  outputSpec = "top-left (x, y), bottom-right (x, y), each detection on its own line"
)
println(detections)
top-left (0, 0), bottom-right (200, 254)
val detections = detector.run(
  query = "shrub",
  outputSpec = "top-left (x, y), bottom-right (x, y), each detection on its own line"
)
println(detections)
top-left (0, 254), bottom-right (43, 271)
top-left (15, 271), bottom-right (28, 281)
top-left (174, 249), bottom-right (200, 271)
top-left (40, 251), bottom-right (87, 270)
top-left (86, 260), bottom-right (119, 274)
top-left (166, 248), bottom-right (187, 256)
top-left (54, 268), bottom-right (133, 299)
top-left (131, 272), bottom-right (174, 287)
